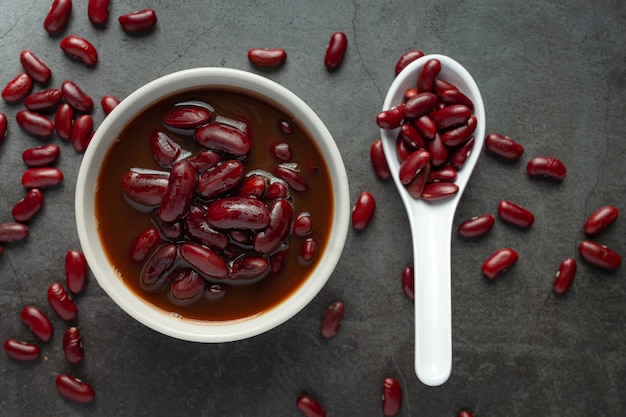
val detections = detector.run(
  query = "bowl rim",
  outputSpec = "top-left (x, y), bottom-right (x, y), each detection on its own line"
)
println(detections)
top-left (75, 67), bottom-right (350, 343)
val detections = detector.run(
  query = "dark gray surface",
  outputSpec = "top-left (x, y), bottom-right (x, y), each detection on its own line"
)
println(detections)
top-left (1, 1), bottom-right (624, 416)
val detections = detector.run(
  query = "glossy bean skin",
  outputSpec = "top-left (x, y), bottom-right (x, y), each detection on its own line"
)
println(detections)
top-left (0, 113), bottom-right (7, 143)
top-left (421, 181), bottom-right (459, 201)
top-left (22, 143), bottom-right (60, 167)
top-left (579, 240), bottom-right (622, 271)
top-left (253, 199), bottom-right (293, 254)
top-left (427, 134), bottom-right (448, 167)
top-left (197, 160), bottom-right (245, 199)
top-left (439, 88), bottom-right (474, 110)
top-left (47, 283), bottom-right (78, 321)
top-left (294, 211), bottom-right (314, 237)
top-left (584, 205), bottom-right (619, 236)
top-left (320, 300), bottom-right (345, 339)
top-left (22, 167), bottom-right (64, 188)
top-left (150, 131), bottom-right (182, 168)
top-left (61, 80), bottom-right (94, 112)
top-left (20, 305), bottom-right (53, 342)
top-left (399, 149), bottom-right (429, 185)
top-left (553, 258), bottom-right (576, 295)
top-left (296, 394), bottom-right (326, 417)
top-left (3, 339), bottom-right (40, 361)
top-left (526, 156), bottom-right (566, 180)
top-left (376, 105), bottom-right (405, 130)
top-left (414, 115), bottom-right (436, 140)
top-left (352, 191), bottom-right (376, 231)
top-left (186, 149), bottom-right (222, 173)
top-left (265, 181), bottom-right (288, 199)
top-left (0, 222), bottom-right (29, 243)
top-left (20, 50), bottom-right (52, 84)
top-left (482, 248), bottom-right (519, 280)
top-left (403, 92), bottom-right (437, 119)
top-left (370, 139), bottom-right (392, 180)
top-left (406, 162), bottom-right (430, 199)
top-left (60, 36), bottom-right (98, 67)
top-left (140, 243), bottom-right (178, 292)
top-left (298, 237), bottom-right (317, 266)
top-left (458, 410), bottom-right (475, 417)
top-left (427, 165), bottom-right (457, 183)
top-left (206, 197), bottom-right (270, 230)
top-left (100, 95), bottom-right (120, 115)
top-left (450, 136), bottom-right (475, 170)
top-left (118, 9), bottom-right (158, 33)
top-left (43, 0), bottom-right (72, 33)
top-left (24, 88), bottom-right (62, 112)
top-left (66, 250), bottom-right (87, 294)
top-left (129, 226), bottom-right (162, 262)
top-left (400, 123), bottom-right (425, 150)
top-left (248, 48), bottom-right (288, 68)
top-left (382, 377), bottom-right (403, 416)
top-left (62, 327), bottom-right (84, 364)
top-left (402, 266), bottom-right (414, 300)
top-left (324, 32), bottom-right (348, 69)
top-left (498, 200), bottom-right (535, 228)
top-left (16, 110), bottom-right (55, 137)
top-left (55, 103), bottom-right (74, 140)
top-left (441, 114), bottom-right (477, 147)
top-left (395, 49), bottom-right (424, 75)
top-left (2, 73), bottom-right (33, 103)
top-left (417, 58), bottom-right (441, 92)
top-left (194, 123), bottom-right (251, 156)
top-left (12, 188), bottom-right (44, 222)
top-left (229, 256), bottom-right (270, 282)
top-left (159, 160), bottom-right (198, 222)
top-left (179, 243), bottom-right (229, 279)
top-left (163, 105), bottom-right (211, 131)
top-left (273, 163), bottom-right (309, 193)
top-left (88, 0), bottom-right (110, 27)
top-left (268, 141), bottom-right (292, 162)
top-left (433, 104), bottom-right (472, 131)
top-left (151, 210), bottom-right (184, 241)
top-left (237, 174), bottom-right (267, 198)
top-left (55, 374), bottom-right (95, 404)
top-left (458, 214), bottom-right (495, 238)
top-left (168, 270), bottom-right (205, 306)
top-left (70, 114), bottom-right (93, 152)
top-left (121, 169), bottom-right (169, 208)
top-left (184, 205), bottom-right (229, 251)
top-left (485, 132), bottom-right (524, 161)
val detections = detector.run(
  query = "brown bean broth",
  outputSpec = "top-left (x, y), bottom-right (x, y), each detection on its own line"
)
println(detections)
top-left (95, 88), bottom-right (333, 322)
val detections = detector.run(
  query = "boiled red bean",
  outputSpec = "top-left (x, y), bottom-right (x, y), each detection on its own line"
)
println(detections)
top-left (584, 205), bottom-right (619, 236)
top-left (20, 50), bottom-right (52, 84)
top-left (55, 103), bottom-right (74, 140)
top-left (427, 165), bottom-right (457, 183)
top-left (194, 123), bottom-right (251, 156)
top-left (237, 174), bottom-right (267, 198)
top-left (427, 134), bottom-right (448, 167)
top-left (22, 144), bottom-right (60, 167)
top-left (421, 181), bottom-right (458, 201)
top-left (62, 327), bottom-right (84, 364)
top-left (395, 49), bottom-right (424, 75)
top-left (184, 205), bottom-right (229, 251)
top-left (100, 94), bottom-right (120, 115)
top-left (162, 105), bottom-right (212, 133)
top-left (230, 256), bottom-right (270, 282)
top-left (197, 160), bottom-right (245, 199)
top-left (265, 181), bottom-right (288, 199)
top-left (88, 0), bottom-right (110, 27)
top-left (0, 222), bottom-right (29, 243)
top-left (43, 0), bottom-right (72, 33)
top-left (553, 258), bottom-right (576, 295)
top-left (433, 104), bottom-right (472, 131)
top-left (526, 156), bottom-right (566, 180)
top-left (382, 377), bottom-right (403, 416)
top-left (253, 199), bottom-right (293, 254)
top-left (298, 237), bottom-right (318, 266)
top-left (294, 211), bottom-right (314, 237)
top-left (498, 200), bottom-right (535, 228)
top-left (352, 191), bottom-right (376, 231)
top-left (417, 58), bottom-right (441, 93)
top-left (150, 131), bottom-right (182, 168)
top-left (16, 110), bottom-right (55, 137)
top-left (129, 226), bottom-right (162, 262)
top-left (450, 136), bottom-right (475, 170)
top-left (119, 9), bottom-right (158, 33)
top-left (12, 188), bottom-right (44, 222)
top-left (457, 214), bottom-right (495, 238)
top-left (247, 48), bottom-right (287, 68)
top-left (441, 115), bottom-right (477, 147)
top-left (47, 283), bottom-right (77, 321)
top-left (24, 89), bottom-right (62, 112)
top-left (273, 163), bottom-right (309, 193)
top-left (320, 300), bottom-right (345, 339)
top-left (159, 159), bottom-right (198, 222)
top-left (376, 104), bottom-right (405, 130)
top-left (140, 243), bottom-right (178, 292)
top-left (268, 141), bottom-right (292, 161)
top-left (60, 35), bottom-right (98, 67)
top-left (179, 242), bottom-right (229, 279)
top-left (406, 161), bottom-right (430, 199)
top-left (61, 80), bottom-right (94, 112)
top-left (324, 32), bottom-right (348, 70)
top-left (55, 374), bottom-right (95, 404)
top-left (399, 149), bottom-right (429, 185)
top-left (168, 269), bottom-right (205, 306)
top-left (578, 240), bottom-right (622, 271)
top-left (186, 149), bottom-right (222, 173)
top-left (20, 305), bottom-right (53, 342)
top-left (151, 210), bottom-right (184, 241)
top-left (485, 132), bottom-right (524, 161)
top-left (2, 73), bottom-right (33, 103)
top-left (370, 139), bottom-right (392, 180)
top-left (482, 248), bottom-right (519, 279)
top-left (403, 92), bottom-right (437, 119)
top-left (65, 250), bottom-right (87, 294)
top-left (22, 167), bottom-right (63, 188)
top-left (70, 114), bottom-right (93, 153)
top-left (296, 394), bottom-right (326, 417)
top-left (121, 169), bottom-right (169, 208)
top-left (402, 266), bottom-right (414, 300)
top-left (269, 251), bottom-right (287, 273)
top-left (414, 115), bottom-right (436, 140)
top-left (3, 338), bottom-right (40, 361)
top-left (206, 196), bottom-right (270, 230)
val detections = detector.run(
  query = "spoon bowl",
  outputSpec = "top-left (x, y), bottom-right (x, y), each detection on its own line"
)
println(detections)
top-left (380, 54), bottom-right (485, 386)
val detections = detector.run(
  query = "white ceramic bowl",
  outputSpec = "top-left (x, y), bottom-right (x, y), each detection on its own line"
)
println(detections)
top-left (75, 68), bottom-right (350, 343)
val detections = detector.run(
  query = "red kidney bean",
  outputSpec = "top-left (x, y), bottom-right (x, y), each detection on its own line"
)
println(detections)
top-left (294, 211), bottom-right (314, 237)
top-left (24, 88), bottom-right (62, 112)
top-left (101, 94), bottom-right (120, 115)
top-left (2, 73), bottom-right (33, 103)
top-left (427, 165), bottom-right (457, 183)
top-left (265, 181), bottom-right (288, 199)
top-left (62, 327), bottom-right (84, 364)
top-left (403, 92), bottom-right (438, 119)
top-left (20, 305), bottom-right (53, 342)
top-left (526, 156), bottom-right (566, 180)
top-left (269, 251), bottom-right (286, 273)
top-left (88, 0), bottom-right (110, 27)
top-left (299, 237), bottom-right (317, 266)
top-left (450, 135), bottom-right (475, 170)
top-left (230, 256), bottom-right (270, 282)
top-left (579, 240), bottom-right (622, 271)
top-left (482, 248), bottom-right (519, 279)
top-left (553, 257), bottom-right (576, 295)
top-left (324, 32), bottom-right (348, 70)
top-left (370, 139), bottom-right (392, 180)
top-left (65, 250), bottom-right (87, 294)
top-left (3, 338), bottom-right (40, 361)
top-left (179, 242), bottom-right (229, 279)
top-left (151, 209), bottom-right (184, 241)
top-left (61, 80), bottom-right (94, 112)
top-left (168, 269), bottom-right (205, 306)
top-left (417, 58), bottom-right (441, 93)
top-left (20, 50), bottom-right (52, 84)
top-left (16, 110), bottom-right (54, 137)
top-left (376, 104), bottom-right (405, 130)
top-left (140, 243), bottom-right (178, 292)
top-left (352, 191), bottom-right (376, 231)
top-left (584, 205), bottom-right (619, 236)
top-left (485, 132), bottom-right (524, 161)
top-left (247, 48), bottom-right (288, 68)
top-left (382, 377), bottom-right (402, 417)
top-left (206, 196), bottom-right (270, 230)
top-left (498, 200), bottom-right (535, 228)
top-left (400, 123), bottom-right (425, 150)
top-left (0, 222), bottom-right (29, 243)
top-left (22, 143), bottom-right (60, 167)
top-left (119, 9), bottom-right (158, 33)
top-left (184, 205), bottom-right (229, 251)
top-left (198, 160), bottom-right (245, 199)
top-left (320, 300), bottom-right (345, 339)
top-left (150, 131), bottom-right (182, 168)
top-left (55, 103), bottom-right (74, 140)
top-left (402, 266), bottom-right (414, 300)
top-left (439, 88), bottom-right (474, 110)
top-left (433, 104), bottom-right (472, 131)
top-left (395, 49), bottom-right (424, 75)
top-left (163, 105), bottom-right (212, 132)
top-left (406, 161), bottom-right (430, 198)
top-left (273, 163), bottom-right (309, 193)
top-left (0, 113), bottom-right (7, 143)
top-left (43, 0), bottom-right (72, 33)
top-left (399, 149), bottom-right (429, 185)
top-left (237, 174), bottom-right (267, 198)
top-left (12, 188), bottom-right (44, 222)
top-left (441, 115), bottom-right (477, 147)
top-left (194, 123), bottom-right (251, 156)
top-left (129, 226), bottom-right (161, 262)
top-left (121, 169), bottom-right (169, 208)
top-left (47, 282), bottom-right (77, 321)
top-left (435, 78), bottom-right (458, 96)
top-left (427, 133), bottom-right (448, 167)
top-left (60, 36), bottom-right (98, 67)
top-left (458, 214), bottom-right (495, 238)
top-left (254, 199), bottom-right (293, 254)
top-left (71, 114), bottom-right (93, 153)
top-left (458, 410), bottom-right (474, 417)
top-left (413, 115), bottom-right (436, 140)
top-left (268, 141), bottom-right (292, 161)
top-left (159, 160), bottom-right (198, 222)
top-left (22, 167), bottom-right (64, 188)
top-left (230, 229), bottom-right (253, 246)
top-left (55, 374), bottom-right (95, 404)
top-left (296, 394), bottom-right (326, 417)
top-left (404, 88), bottom-right (419, 100)
top-left (186, 149), bottom-right (222, 173)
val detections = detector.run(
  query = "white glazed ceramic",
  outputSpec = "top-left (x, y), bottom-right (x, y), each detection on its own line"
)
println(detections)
top-left (380, 55), bottom-right (486, 386)
top-left (75, 68), bottom-right (350, 343)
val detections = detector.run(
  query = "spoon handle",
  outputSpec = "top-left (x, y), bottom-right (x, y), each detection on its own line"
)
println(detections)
top-left (411, 207), bottom-right (453, 386)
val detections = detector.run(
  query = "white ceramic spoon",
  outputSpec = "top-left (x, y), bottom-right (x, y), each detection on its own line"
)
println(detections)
top-left (380, 54), bottom-right (486, 386)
